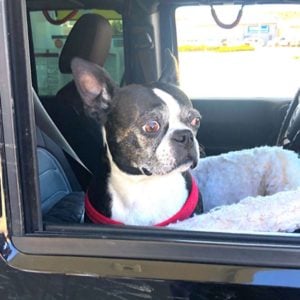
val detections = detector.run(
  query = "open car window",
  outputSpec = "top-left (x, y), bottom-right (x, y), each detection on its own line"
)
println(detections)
top-left (176, 4), bottom-right (300, 99)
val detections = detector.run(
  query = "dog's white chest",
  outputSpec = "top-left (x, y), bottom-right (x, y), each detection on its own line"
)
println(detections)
top-left (109, 171), bottom-right (188, 226)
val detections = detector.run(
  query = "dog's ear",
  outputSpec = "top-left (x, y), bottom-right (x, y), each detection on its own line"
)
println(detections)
top-left (71, 57), bottom-right (116, 121)
top-left (159, 49), bottom-right (180, 86)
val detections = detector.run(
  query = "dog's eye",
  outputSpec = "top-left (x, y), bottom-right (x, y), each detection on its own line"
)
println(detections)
top-left (191, 117), bottom-right (201, 127)
top-left (143, 120), bottom-right (160, 133)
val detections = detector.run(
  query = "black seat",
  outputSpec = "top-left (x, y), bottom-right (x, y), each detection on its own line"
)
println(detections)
top-left (37, 128), bottom-right (85, 224)
top-left (33, 89), bottom-right (86, 224)
top-left (42, 14), bottom-right (112, 176)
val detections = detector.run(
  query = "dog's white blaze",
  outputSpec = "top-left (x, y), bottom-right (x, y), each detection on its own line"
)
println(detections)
top-left (152, 88), bottom-right (196, 170)
top-left (153, 88), bottom-right (188, 131)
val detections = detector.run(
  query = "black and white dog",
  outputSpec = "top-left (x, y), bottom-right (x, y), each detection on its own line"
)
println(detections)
top-left (71, 53), bottom-right (203, 226)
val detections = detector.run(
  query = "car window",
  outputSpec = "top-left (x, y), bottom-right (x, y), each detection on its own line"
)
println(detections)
top-left (30, 9), bottom-right (124, 96)
top-left (175, 4), bottom-right (300, 99)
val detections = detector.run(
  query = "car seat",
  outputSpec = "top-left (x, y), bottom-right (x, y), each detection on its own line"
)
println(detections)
top-left (33, 88), bottom-right (87, 224)
top-left (43, 13), bottom-right (113, 176)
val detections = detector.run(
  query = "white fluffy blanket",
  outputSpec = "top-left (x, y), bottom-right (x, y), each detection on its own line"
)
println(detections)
top-left (168, 146), bottom-right (300, 233)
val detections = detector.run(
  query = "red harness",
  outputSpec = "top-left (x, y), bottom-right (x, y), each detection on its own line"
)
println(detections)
top-left (85, 176), bottom-right (200, 226)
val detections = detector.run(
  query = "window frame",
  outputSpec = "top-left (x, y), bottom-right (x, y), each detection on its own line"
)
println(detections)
top-left (0, 0), bottom-right (41, 236)
top-left (1, 0), bottom-right (300, 288)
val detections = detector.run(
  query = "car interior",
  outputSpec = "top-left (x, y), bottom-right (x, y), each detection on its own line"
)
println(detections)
top-left (24, 0), bottom-right (300, 227)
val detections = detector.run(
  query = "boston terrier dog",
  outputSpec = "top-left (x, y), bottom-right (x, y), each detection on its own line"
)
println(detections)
top-left (71, 51), bottom-right (202, 226)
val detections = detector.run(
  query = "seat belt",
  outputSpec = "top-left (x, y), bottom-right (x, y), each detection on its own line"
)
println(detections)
top-left (32, 88), bottom-right (91, 175)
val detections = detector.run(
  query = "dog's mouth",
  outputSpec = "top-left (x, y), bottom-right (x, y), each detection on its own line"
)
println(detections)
top-left (139, 154), bottom-right (199, 176)
top-left (175, 157), bottom-right (198, 172)
top-left (140, 167), bottom-right (153, 176)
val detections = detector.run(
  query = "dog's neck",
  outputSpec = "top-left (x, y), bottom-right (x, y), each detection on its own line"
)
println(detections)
top-left (107, 157), bottom-right (189, 226)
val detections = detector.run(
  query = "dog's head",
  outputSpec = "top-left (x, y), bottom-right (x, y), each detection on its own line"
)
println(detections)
top-left (71, 52), bottom-right (201, 176)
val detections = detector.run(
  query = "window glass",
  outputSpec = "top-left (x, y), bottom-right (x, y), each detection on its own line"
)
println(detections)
top-left (176, 4), bottom-right (300, 99)
top-left (30, 10), bottom-right (124, 96)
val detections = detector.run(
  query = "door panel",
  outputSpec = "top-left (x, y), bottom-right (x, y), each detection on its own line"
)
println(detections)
top-left (192, 99), bottom-right (290, 156)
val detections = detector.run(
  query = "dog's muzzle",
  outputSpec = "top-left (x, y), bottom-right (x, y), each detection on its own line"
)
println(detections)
top-left (172, 129), bottom-right (194, 150)
top-left (171, 129), bottom-right (199, 169)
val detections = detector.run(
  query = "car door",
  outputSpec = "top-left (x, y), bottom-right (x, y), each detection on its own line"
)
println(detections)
top-left (1, 1), bottom-right (300, 299)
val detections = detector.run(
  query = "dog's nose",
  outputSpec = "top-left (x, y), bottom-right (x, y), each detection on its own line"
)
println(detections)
top-left (172, 129), bottom-right (194, 149)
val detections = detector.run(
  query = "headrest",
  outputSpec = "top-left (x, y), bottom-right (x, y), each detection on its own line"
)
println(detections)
top-left (59, 14), bottom-right (112, 74)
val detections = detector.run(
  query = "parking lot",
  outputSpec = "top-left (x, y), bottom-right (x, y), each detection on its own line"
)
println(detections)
top-left (179, 47), bottom-right (300, 99)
